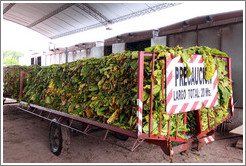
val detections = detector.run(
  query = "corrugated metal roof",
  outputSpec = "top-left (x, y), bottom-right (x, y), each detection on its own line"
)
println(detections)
top-left (3, 3), bottom-right (180, 39)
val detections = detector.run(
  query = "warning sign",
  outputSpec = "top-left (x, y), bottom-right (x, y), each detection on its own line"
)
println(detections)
top-left (166, 54), bottom-right (218, 115)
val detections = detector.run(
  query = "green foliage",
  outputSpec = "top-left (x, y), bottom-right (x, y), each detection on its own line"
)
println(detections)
top-left (3, 65), bottom-right (40, 99)
top-left (3, 50), bottom-right (24, 65)
top-left (3, 58), bottom-right (19, 65)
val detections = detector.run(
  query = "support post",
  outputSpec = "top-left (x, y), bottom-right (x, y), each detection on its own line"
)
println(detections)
top-left (65, 47), bottom-right (68, 63)
top-left (137, 52), bottom-right (144, 137)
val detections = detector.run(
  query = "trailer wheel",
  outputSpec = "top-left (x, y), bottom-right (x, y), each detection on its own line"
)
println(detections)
top-left (115, 133), bottom-right (129, 141)
top-left (49, 119), bottom-right (62, 156)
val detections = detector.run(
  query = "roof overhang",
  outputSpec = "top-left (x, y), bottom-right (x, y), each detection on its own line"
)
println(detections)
top-left (3, 2), bottom-right (180, 39)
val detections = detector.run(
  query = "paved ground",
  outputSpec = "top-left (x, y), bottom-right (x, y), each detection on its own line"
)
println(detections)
top-left (2, 102), bottom-right (244, 163)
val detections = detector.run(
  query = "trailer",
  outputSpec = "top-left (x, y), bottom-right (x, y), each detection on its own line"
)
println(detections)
top-left (3, 51), bottom-right (234, 162)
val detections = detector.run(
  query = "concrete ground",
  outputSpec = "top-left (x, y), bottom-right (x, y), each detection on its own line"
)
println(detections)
top-left (2, 101), bottom-right (244, 164)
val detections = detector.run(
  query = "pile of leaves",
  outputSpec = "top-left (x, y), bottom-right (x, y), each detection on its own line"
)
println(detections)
top-left (22, 52), bottom-right (139, 130)
top-left (3, 45), bottom-right (232, 139)
top-left (3, 65), bottom-right (41, 99)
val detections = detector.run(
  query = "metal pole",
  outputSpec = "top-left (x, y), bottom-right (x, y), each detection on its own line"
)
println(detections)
top-left (149, 54), bottom-right (156, 137)
top-left (137, 52), bottom-right (144, 137)
top-left (65, 47), bottom-right (68, 63)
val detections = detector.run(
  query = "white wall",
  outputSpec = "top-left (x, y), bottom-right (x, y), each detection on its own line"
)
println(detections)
top-left (46, 54), bottom-right (51, 66)
top-left (68, 52), bottom-right (74, 62)
top-left (41, 52), bottom-right (46, 66)
top-left (89, 46), bottom-right (104, 58)
top-left (112, 43), bottom-right (125, 54)
top-left (151, 36), bottom-right (167, 46)
top-left (59, 53), bottom-right (66, 64)
top-left (74, 50), bottom-right (86, 60)
top-left (19, 56), bottom-right (31, 66)
top-left (44, 45), bottom-right (104, 65)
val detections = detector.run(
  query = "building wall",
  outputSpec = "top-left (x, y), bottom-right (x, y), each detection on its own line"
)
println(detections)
top-left (89, 47), bottom-right (104, 58)
top-left (41, 52), bottom-right (46, 66)
top-left (167, 31), bottom-right (197, 48)
top-left (46, 54), bottom-right (51, 66)
top-left (151, 36), bottom-right (167, 46)
top-left (112, 43), bottom-right (125, 54)
top-left (198, 27), bottom-right (220, 48)
top-left (221, 23), bottom-right (243, 108)
top-left (45, 46), bottom-right (104, 65)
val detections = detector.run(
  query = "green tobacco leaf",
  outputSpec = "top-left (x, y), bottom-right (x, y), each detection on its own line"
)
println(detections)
top-left (180, 51), bottom-right (192, 78)
top-left (211, 48), bottom-right (228, 57)
top-left (145, 46), bottom-right (154, 52)
top-left (203, 55), bottom-right (215, 80)
top-left (130, 60), bottom-right (138, 70)
top-left (131, 51), bottom-right (139, 59)
top-left (143, 90), bottom-right (149, 102)
top-left (45, 96), bottom-right (52, 104)
top-left (153, 85), bottom-right (161, 96)
top-left (89, 85), bottom-right (99, 91)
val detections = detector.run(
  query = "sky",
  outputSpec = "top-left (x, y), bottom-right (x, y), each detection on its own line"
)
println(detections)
top-left (1, 1), bottom-right (245, 55)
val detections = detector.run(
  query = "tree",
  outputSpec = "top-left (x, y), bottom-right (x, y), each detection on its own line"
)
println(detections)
top-left (3, 50), bottom-right (24, 65)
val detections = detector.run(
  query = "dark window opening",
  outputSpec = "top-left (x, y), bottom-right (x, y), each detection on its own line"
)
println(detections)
top-left (126, 40), bottom-right (151, 51)
top-left (104, 46), bottom-right (112, 56)
top-left (37, 56), bottom-right (41, 66)
top-left (31, 58), bottom-right (34, 65)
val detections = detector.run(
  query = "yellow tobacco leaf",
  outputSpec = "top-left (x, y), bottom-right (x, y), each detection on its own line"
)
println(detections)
top-left (85, 107), bottom-right (93, 118)
top-left (107, 109), bottom-right (119, 124)
top-left (91, 96), bottom-right (98, 100)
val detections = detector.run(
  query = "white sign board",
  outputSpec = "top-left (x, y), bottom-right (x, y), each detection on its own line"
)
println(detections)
top-left (166, 54), bottom-right (218, 115)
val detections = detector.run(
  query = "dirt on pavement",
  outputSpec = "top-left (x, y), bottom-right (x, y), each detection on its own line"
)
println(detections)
top-left (2, 103), bottom-right (244, 163)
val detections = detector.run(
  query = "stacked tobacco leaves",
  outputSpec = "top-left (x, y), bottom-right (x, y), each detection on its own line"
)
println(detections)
top-left (3, 65), bottom-right (41, 99)
top-left (3, 45), bottom-right (232, 139)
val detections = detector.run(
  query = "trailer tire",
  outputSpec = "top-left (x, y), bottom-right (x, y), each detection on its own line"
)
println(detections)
top-left (115, 133), bottom-right (129, 141)
top-left (49, 119), bottom-right (62, 156)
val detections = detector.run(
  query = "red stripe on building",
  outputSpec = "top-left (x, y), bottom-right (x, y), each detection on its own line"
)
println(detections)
top-left (211, 93), bottom-right (218, 107)
top-left (166, 71), bottom-right (173, 87)
top-left (191, 101), bottom-right (199, 111)
top-left (166, 89), bottom-right (173, 106)
top-left (167, 105), bottom-right (178, 115)
top-left (179, 103), bottom-right (189, 113)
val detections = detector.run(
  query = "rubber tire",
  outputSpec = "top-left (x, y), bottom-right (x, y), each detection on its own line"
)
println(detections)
top-left (115, 133), bottom-right (129, 141)
top-left (49, 119), bottom-right (62, 156)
